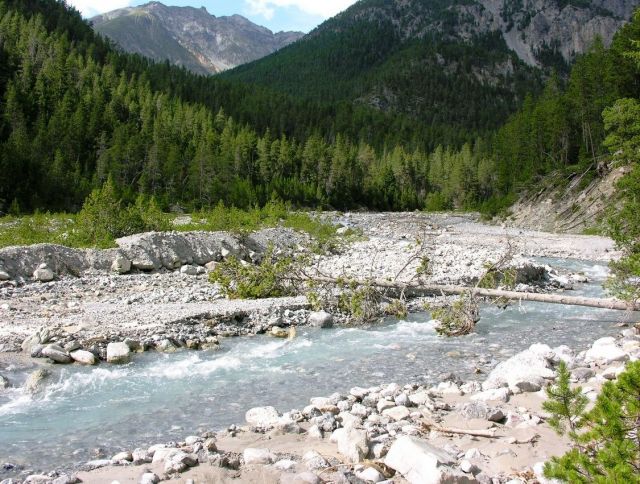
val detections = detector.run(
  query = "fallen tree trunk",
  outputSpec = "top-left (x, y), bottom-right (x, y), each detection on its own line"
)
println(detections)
top-left (299, 276), bottom-right (639, 312)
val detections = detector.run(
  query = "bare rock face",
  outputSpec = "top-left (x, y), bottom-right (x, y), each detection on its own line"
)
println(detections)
top-left (469, 0), bottom-right (635, 67)
top-left (91, 2), bottom-right (304, 75)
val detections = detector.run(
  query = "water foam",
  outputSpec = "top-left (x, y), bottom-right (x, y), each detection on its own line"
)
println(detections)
top-left (142, 354), bottom-right (243, 380)
top-left (0, 390), bottom-right (34, 417)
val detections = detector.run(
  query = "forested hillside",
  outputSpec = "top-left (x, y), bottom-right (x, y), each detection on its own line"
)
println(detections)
top-left (0, 0), bottom-right (441, 212)
top-left (224, 0), bottom-right (637, 147)
top-left (1, 0), bottom-right (639, 225)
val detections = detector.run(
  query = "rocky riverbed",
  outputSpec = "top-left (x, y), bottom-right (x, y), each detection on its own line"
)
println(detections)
top-left (0, 213), bottom-right (615, 359)
top-left (10, 325), bottom-right (636, 484)
top-left (0, 212), bottom-right (632, 483)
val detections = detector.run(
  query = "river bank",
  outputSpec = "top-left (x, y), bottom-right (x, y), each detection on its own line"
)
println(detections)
top-left (14, 321), bottom-right (638, 484)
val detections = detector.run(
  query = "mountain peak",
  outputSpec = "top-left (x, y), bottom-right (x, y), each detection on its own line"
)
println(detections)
top-left (91, 1), bottom-right (304, 75)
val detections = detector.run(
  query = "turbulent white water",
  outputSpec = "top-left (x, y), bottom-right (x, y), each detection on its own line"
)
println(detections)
top-left (0, 258), bottom-right (635, 476)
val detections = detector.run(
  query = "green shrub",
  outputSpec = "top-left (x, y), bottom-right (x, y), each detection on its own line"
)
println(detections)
top-left (73, 179), bottom-right (171, 248)
top-left (430, 293), bottom-right (480, 337)
top-left (209, 247), bottom-right (296, 299)
top-left (72, 178), bottom-right (123, 248)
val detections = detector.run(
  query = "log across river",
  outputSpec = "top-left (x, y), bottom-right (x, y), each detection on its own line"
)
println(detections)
top-left (302, 276), bottom-right (639, 312)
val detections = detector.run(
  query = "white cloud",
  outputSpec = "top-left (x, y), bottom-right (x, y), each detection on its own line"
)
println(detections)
top-left (67, 0), bottom-right (133, 17)
top-left (245, 0), bottom-right (357, 20)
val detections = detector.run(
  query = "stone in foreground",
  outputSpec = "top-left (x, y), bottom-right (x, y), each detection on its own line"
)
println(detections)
top-left (308, 311), bottom-right (334, 328)
top-left (385, 436), bottom-right (477, 484)
top-left (41, 345), bottom-right (73, 364)
top-left (33, 264), bottom-right (54, 282)
top-left (70, 350), bottom-right (97, 365)
top-left (332, 427), bottom-right (369, 463)
top-left (243, 448), bottom-right (276, 465)
top-left (111, 256), bottom-right (132, 274)
top-left (245, 406), bottom-right (281, 429)
top-left (106, 342), bottom-right (131, 364)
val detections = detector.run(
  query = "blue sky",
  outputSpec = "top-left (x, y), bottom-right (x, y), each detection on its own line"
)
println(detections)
top-left (68, 0), bottom-right (359, 32)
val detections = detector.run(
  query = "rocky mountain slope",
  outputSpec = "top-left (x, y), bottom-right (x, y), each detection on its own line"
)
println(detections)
top-left (91, 2), bottom-right (304, 75)
top-left (224, 0), bottom-right (640, 122)
top-left (503, 165), bottom-right (630, 234)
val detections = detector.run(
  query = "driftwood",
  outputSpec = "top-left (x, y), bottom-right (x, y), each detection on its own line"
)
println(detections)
top-left (299, 276), bottom-right (639, 312)
top-left (421, 421), bottom-right (499, 438)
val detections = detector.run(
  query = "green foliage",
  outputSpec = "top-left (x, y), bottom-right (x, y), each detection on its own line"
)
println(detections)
top-left (209, 247), bottom-right (295, 299)
top-left (601, 27), bottom-right (640, 302)
top-left (2, 0), bottom-right (639, 224)
top-left (542, 361), bottom-right (588, 437)
top-left (544, 361), bottom-right (640, 483)
top-left (73, 178), bottom-right (124, 248)
top-left (477, 264), bottom-right (518, 290)
top-left (0, 212), bottom-right (75, 247)
top-left (385, 299), bottom-right (408, 320)
top-left (430, 294), bottom-right (480, 337)
top-left (603, 98), bottom-right (640, 160)
top-left (606, 164), bottom-right (640, 301)
top-left (72, 179), bottom-right (171, 248)
top-left (336, 280), bottom-right (382, 324)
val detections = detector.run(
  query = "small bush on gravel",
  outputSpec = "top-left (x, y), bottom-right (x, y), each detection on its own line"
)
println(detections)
top-left (209, 247), bottom-right (297, 299)
top-left (544, 361), bottom-right (640, 483)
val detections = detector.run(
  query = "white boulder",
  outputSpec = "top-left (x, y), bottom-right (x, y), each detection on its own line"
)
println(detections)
top-left (111, 256), bottom-right (131, 274)
top-left (245, 406), bottom-right (281, 429)
top-left (70, 350), bottom-right (97, 365)
top-left (382, 405), bottom-right (411, 421)
top-left (385, 436), bottom-right (475, 484)
top-left (308, 311), bottom-right (334, 328)
top-left (332, 427), bottom-right (369, 463)
top-left (106, 342), bottom-right (131, 364)
top-left (243, 448), bottom-right (276, 465)
top-left (584, 338), bottom-right (629, 365)
top-left (483, 344), bottom-right (555, 391)
top-left (33, 264), bottom-right (54, 282)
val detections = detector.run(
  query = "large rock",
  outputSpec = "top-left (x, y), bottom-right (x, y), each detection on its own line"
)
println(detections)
top-left (132, 448), bottom-right (153, 465)
top-left (0, 374), bottom-right (10, 389)
top-left (308, 311), bottom-right (334, 328)
top-left (106, 342), bottom-right (131, 364)
top-left (483, 344), bottom-right (556, 391)
top-left (24, 368), bottom-right (50, 394)
top-left (243, 448), bottom-right (276, 465)
top-left (245, 406), bottom-right (281, 429)
top-left (164, 451), bottom-right (197, 474)
top-left (385, 436), bottom-right (474, 484)
top-left (470, 388), bottom-right (511, 403)
top-left (41, 345), bottom-right (73, 364)
top-left (332, 427), bottom-right (369, 463)
top-left (383, 405), bottom-right (411, 421)
top-left (111, 255), bottom-right (132, 274)
top-left (33, 264), bottom-right (54, 282)
top-left (139, 473), bottom-right (160, 484)
top-left (270, 326), bottom-right (289, 338)
top-left (458, 401), bottom-right (504, 422)
top-left (584, 338), bottom-right (629, 365)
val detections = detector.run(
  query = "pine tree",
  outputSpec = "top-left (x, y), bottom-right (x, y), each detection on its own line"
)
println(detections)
top-left (544, 361), bottom-right (640, 483)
